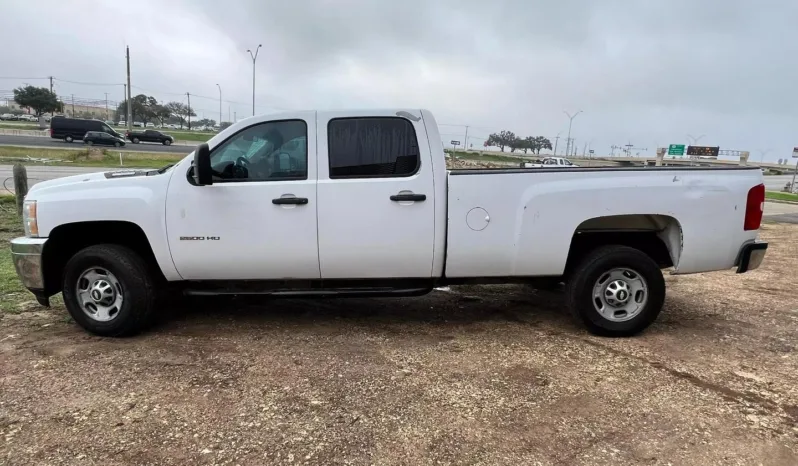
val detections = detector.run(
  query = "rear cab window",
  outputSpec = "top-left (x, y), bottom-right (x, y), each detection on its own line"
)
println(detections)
top-left (327, 117), bottom-right (420, 178)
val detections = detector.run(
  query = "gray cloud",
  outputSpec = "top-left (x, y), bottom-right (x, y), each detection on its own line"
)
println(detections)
top-left (1, 0), bottom-right (796, 160)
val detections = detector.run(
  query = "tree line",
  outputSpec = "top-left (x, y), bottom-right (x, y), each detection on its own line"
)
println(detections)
top-left (486, 130), bottom-right (553, 154)
top-left (10, 85), bottom-right (232, 130)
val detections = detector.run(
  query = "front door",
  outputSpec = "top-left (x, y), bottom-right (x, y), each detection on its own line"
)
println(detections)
top-left (316, 111), bottom-right (436, 279)
top-left (165, 114), bottom-right (320, 280)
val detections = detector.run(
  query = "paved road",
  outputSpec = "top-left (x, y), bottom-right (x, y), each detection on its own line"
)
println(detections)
top-left (764, 174), bottom-right (796, 191)
top-left (0, 135), bottom-right (193, 154)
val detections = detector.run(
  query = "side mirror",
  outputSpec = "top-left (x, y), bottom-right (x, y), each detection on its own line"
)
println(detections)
top-left (193, 143), bottom-right (212, 185)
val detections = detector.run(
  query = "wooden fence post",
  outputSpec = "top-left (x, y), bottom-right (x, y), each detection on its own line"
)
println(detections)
top-left (12, 163), bottom-right (28, 216)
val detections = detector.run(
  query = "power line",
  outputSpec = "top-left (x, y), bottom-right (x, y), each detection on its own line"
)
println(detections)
top-left (53, 78), bottom-right (124, 87)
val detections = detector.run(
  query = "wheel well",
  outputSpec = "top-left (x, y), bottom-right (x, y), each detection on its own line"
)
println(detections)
top-left (564, 214), bottom-right (682, 277)
top-left (41, 221), bottom-right (162, 296)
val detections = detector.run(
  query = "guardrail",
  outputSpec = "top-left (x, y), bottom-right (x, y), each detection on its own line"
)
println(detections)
top-left (0, 128), bottom-right (49, 137)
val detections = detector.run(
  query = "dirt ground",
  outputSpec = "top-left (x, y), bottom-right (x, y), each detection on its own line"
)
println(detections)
top-left (1, 224), bottom-right (797, 465)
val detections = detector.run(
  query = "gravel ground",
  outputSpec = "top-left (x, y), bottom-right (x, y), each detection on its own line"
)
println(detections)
top-left (1, 224), bottom-right (797, 465)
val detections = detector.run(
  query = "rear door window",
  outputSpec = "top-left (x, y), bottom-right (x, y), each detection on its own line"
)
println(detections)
top-left (327, 117), bottom-right (419, 178)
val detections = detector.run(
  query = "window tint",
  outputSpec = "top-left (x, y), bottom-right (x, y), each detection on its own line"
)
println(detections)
top-left (209, 119), bottom-right (307, 182)
top-left (327, 117), bottom-right (419, 178)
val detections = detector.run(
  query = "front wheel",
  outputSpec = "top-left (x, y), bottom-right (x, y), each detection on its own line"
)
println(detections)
top-left (132, 137), bottom-right (140, 144)
top-left (565, 245), bottom-right (665, 337)
top-left (163, 139), bottom-right (172, 146)
top-left (65, 135), bottom-right (73, 143)
top-left (86, 140), bottom-right (93, 146)
top-left (62, 244), bottom-right (158, 337)
top-left (114, 142), bottom-right (121, 147)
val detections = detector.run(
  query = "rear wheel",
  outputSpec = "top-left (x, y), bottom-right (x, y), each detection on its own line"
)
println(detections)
top-left (565, 245), bottom-right (665, 337)
top-left (65, 135), bottom-right (73, 143)
top-left (132, 137), bottom-right (140, 144)
top-left (62, 245), bottom-right (158, 337)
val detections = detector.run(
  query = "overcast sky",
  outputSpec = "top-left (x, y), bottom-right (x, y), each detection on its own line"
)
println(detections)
top-left (2, 0), bottom-right (797, 161)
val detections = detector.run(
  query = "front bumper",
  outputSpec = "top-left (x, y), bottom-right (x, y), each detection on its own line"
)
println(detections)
top-left (736, 241), bottom-right (768, 273)
top-left (10, 236), bottom-right (47, 291)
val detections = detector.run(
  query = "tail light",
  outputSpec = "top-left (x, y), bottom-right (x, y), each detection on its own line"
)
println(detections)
top-left (49, 128), bottom-right (53, 137)
top-left (744, 183), bottom-right (765, 231)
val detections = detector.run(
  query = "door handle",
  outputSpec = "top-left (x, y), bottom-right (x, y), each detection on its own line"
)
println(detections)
top-left (272, 197), bottom-right (308, 205)
top-left (390, 193), bottom-right (426, 202)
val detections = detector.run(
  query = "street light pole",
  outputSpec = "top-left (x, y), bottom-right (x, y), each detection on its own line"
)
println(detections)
top-left (246, 44), bottom-right (262, 117)
top-left (216, 83), bottom-right (222, 126)
top-left (564, 110), bottom-right (583, 158)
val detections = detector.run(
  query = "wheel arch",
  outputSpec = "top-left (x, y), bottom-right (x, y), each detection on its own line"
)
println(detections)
top-left (564, 214), bottom-right (683, 277)
top-left (41, 220), bottom-right (165, 297)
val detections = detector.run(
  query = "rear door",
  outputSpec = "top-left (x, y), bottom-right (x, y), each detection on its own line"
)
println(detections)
top-left (316, 110), bottom-right (436, 279)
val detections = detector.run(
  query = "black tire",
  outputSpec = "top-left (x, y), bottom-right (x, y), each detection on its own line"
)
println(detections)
top-left (86, 140), bottom-right (93, 146)
top-left (65, 135), bottom-right (73, 143)
top-left (114, 142), bottom-right (121, 147)
top-left (565, 245), bottom-right (665, 337)
top-left (62, 244), bottom-right (158, 337)
top-left (163, 139), bottom-right (171, 146)
top-left (132, 137), bottom-right (140, 144)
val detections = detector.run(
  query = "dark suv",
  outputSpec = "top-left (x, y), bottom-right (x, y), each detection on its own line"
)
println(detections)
top-left (50, 117), bottom-right (122, 142)
top-left (126, 129), bottom-right (175, 145)
top-left (84, 131), bottom-right (126, 147)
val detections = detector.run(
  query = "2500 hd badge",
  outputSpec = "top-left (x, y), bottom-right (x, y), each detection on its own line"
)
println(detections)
top-left (179, 236), bottom-right (220, 241)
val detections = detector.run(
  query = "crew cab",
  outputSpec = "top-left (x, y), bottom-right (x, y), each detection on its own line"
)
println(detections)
top-left (10, 109), bottom-right (768, 338)
top-left (125, 129), bottom-right (174, 145)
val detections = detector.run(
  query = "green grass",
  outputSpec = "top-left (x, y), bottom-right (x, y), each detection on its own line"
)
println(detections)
top-left (0, 146), bottom-right (183, 169)
top-left (167, 130), bottom-right (215, 142)
top-left (765, 191), bottom-right (798, 202)
top-left (446, 150), bottom-right (523, 163)
top-left (0, 196), bottom-right (28, 313)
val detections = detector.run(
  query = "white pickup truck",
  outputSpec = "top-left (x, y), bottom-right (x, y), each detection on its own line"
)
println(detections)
top-left (11, 109), bottom-right (767, 337)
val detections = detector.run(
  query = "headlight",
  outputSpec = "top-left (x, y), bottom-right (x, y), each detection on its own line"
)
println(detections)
top-left (23, 200), bottom-right (38, 237)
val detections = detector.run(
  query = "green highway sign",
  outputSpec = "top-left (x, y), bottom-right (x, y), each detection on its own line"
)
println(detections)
top-left (668, 144), bottom-right (686, 156)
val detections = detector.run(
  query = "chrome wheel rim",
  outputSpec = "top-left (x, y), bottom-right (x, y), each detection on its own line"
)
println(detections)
top-left (76, 267), bottom-right (124, 322)
top-left (592, 268), bottom-right (648, 322)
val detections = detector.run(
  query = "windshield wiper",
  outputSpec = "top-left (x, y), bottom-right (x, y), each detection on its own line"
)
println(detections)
top-left (156, 163), bottom-right (175, 174)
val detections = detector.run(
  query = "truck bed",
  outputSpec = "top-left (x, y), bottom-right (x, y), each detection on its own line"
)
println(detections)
top-left (444, 165), bottom-right (763, 278)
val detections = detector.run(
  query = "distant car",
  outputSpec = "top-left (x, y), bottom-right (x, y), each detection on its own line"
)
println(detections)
top-left (0, 113), bottom-right (15, 121)
top-left (133, 122), bottom-right (144, 128)
top-left (83, 131), bottom-right (125, 147)
top-left (17, 114), bottom-right (36, 122)
top-left (117, 121), bottom-right (126, 126)
top-left (521, 157), bottom-right (579, 168)
top-left (125, 129), bottom-right (175, 145)
top-left (50, 116), bottom-right (123, 143)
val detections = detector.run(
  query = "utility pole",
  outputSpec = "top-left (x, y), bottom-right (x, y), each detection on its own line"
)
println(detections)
top-left (104, 93), bottom-right (109, 119)
top-left (553, 133), bottom-right (561, 156)
top-left (247, 44), bottom-right (262, 116)
top-left (48, 76), bottom-right (53, 93)
top-left (216, 83), bottom-right (222, 127)
top-left (186, 92), bottom-right (191, 130)
top-left (122, 84), bottom-right (126, 120)
top-left (71, 94), bottom-right (75, 117)
top-left (463, 125), bottom-right (470, 151)
top-left (126, 46), bottom-right (132, 132)
top-left (563, 110), bottom-right (583, 158)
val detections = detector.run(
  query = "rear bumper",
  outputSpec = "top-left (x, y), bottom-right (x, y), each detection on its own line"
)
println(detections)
top-left (736, 241), bottom-right (768, 273)
top-left (10, 237), bottom-right (48, 303)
